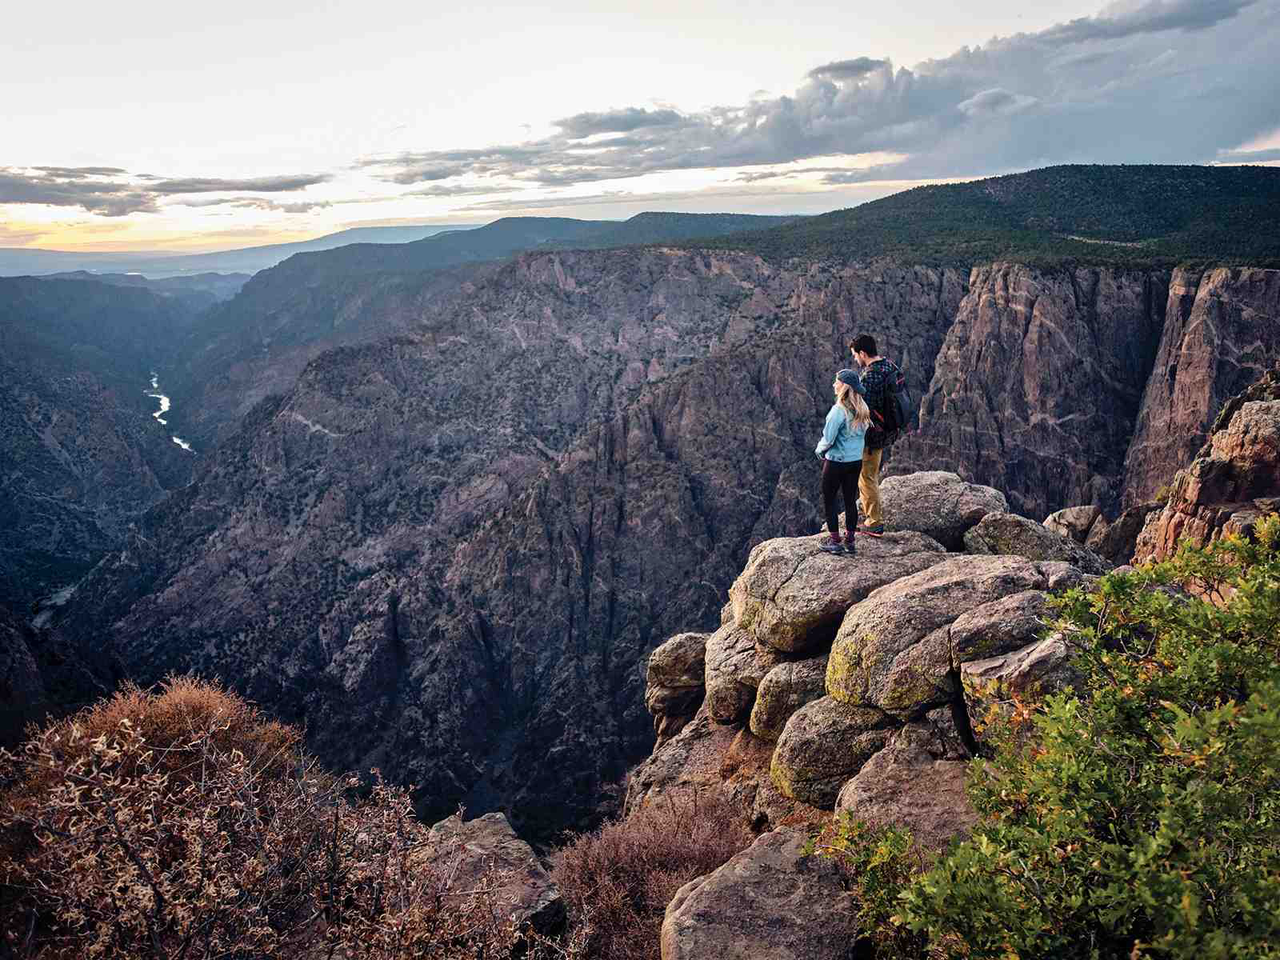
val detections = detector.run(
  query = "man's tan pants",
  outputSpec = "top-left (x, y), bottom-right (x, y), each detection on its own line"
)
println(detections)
top-left (858, 447), bottom-right (884, 526)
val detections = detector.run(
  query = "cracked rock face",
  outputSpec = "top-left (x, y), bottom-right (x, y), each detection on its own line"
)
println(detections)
top-left (1135, 364), bottom-right (1280, 563)
top-left (729, 531), bottom-right (947, 654)
top-left (877, 471), bottom-right (1009, 550)
top-left (1044, 505), bottom-right (1103, 543)
top-left (661, 828), bottom-right (860, 960)
top-left (1124, 268), bottom-right (1280, 507)
top-left (961, 635), bottom-right (1077, 741)
top-left (826, 555), bottom-right (1051, 715)
top-left (646, 632), bottom-right (709, 743)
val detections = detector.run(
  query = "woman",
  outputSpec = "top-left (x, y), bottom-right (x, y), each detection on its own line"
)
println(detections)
top-left (814, 369), bottom-right (871, 556)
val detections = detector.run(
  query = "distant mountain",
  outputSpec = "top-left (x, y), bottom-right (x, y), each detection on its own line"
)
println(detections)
top-left (0, 277), bottom-right (202, 610)
top-left (43, 270), bottom-right (251, 308)
top-left (165, 212), bottom-right (799, 447)
top-left (0, 223), bottom-right (477, 279)
top-left (714, 164), bottom-right (1280, 268)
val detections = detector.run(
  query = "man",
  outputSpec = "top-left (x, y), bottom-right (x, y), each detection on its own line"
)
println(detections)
top-left (849, 334), bottom-right (899, 536)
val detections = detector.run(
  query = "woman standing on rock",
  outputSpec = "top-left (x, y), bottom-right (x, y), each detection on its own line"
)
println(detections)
top-left (815, 369), bottom-right (871, 556)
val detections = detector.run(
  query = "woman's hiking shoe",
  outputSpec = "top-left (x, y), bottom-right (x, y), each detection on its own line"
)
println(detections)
top-left (819, 535), bottom-right (846, 555)
top-left (858, 523), bottom-right (885, 537)
top-left (843, 533), bottom-right (857, 556)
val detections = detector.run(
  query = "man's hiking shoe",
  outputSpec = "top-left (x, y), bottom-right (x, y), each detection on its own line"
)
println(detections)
top-left (819, 535), bottom-right (846, 555)
top-left (858, 523), bottom-right (885, 537)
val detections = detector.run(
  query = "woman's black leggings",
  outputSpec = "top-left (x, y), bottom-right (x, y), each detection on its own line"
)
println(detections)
top-left (821, 458), bottom-right (863, 538)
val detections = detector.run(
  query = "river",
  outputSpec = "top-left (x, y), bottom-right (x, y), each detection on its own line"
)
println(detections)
top-left (146, 373), bottom-right (195, 452)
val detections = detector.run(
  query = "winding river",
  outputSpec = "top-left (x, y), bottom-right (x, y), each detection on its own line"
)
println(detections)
top-left (146, 373), bottom-right (194, 452)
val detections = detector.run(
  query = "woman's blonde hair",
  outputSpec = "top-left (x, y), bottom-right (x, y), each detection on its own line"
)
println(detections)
top-left (835, 380), bottom-right (871, 432)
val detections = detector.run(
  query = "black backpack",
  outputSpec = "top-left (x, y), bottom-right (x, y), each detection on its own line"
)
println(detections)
top-left (881, 361), bottom-right (914, 437)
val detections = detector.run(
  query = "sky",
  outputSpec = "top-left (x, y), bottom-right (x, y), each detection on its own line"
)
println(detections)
top-left (3, 0), bottom-right (1279, 251)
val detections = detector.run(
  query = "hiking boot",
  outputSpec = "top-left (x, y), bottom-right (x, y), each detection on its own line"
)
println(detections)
top-left (819, 535), bottom-right (846, 555)
top-left (843, 532), bottom-right (857, 556)
top-left (858, 523), bottom-right (885, 537)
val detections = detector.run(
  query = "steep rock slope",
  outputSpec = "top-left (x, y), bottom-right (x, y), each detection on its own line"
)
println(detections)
top-left (1134, 363), bottom-right (1280, 563)
top-left (50, 248), bottom-right (1280, 838)
top-left (898, 263), bottom-right (1167, 517)
top-left (168, 214), bottom-right (795, 449)
top-left (0, 278), bottom-right (198, 609)
top-left (1123, 267), bottom-right (1280, 505)
top-left (61, 253), bottom-right (966, 837)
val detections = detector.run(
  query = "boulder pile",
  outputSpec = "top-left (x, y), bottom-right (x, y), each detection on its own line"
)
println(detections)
top-left (632, 471), bottom-right (1104, 845)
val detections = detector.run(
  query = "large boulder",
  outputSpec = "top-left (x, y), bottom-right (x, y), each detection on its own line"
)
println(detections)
top-left (948, 590), bottom-right (1051, 664)
top-left (728, 531), bottom-right (947, 654)
top-left (835, 716), bottom-right (977, 850)
top-left (661, 828), bottom-right (861, 960)
top-left (960, 635), bottom-right (1077, 741)
top-left (1043, 505), bottom-right (1102, 544)
top-left (770, 696), bottom-right (894, 807)
top-left (878, 471), bottom-right (1009, 549)
top-left (705, 624), bottom-right (776, 723)
top-left (645, 632), bottom-right (708, 743)
top-left (1134, 365), bottom-right (1280, 563)
top-left (827, 556), bottom-right (1049, 716)
top-left (965, 511), bottom-right (1109, 575)
top-left (417, 812), bottom-right (564, 933)
top-left (749, 655), bottom-right (828, 743)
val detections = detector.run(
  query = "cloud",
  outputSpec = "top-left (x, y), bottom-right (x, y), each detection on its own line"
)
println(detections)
top-left (0, 167), bottom-right (333, 217)
top-left (1216, 146), bottom-right (1280, 163)
top-left (406, 183), bottom-right (522, 198)
top-left (357, 0), bottom-right (1275, 190)
top-left (807, 58), bottom-right (890, 80)
top-left (175, 195), bottom-right (334, 212)
top-left (554, 107), bottom-right (685, 137)
top-left (0, 169), bottom-right (160, 216)
top-left (148, 174), bottom-right (332, 194)
top-left (1038, 0), bottom-right (1256, 44)
top-left (957, 88), bottom-right (1039, 116)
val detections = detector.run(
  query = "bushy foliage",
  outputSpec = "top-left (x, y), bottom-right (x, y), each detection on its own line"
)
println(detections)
top-left (811, 815), bottom-right (931, 958)
top-left (0, 678), bottom-right (542, 960)
top-left (551, 789), bottom-right (755, 960)
top-left (819, 517), bottom-right (1280, 959)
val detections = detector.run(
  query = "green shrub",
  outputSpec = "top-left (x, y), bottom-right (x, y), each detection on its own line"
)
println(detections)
top-left (897, 516), bottom-right (1280, 959)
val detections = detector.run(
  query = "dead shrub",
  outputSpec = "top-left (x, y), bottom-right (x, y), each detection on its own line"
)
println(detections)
top-left (0, 677), bottom-right (539, 960)
top-left (551, 789), bottom-right (755, 960)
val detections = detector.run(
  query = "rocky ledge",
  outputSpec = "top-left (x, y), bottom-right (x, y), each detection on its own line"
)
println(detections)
top-left (1135, 362), bottom-right (1280, 563)
top-left (627, 472), bottom-right (1106, 850)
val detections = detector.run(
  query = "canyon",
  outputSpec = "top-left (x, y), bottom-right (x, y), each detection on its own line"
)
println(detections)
top-left (43, 242), bottom-right (1280, 839)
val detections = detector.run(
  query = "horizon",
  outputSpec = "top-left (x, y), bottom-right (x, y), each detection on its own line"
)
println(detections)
top-left (4, 0), bottom-right (1279, 253)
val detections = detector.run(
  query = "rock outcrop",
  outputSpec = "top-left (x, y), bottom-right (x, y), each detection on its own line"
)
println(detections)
top-left (1124, 269), bottom-right (1280, 506)
top-left (417, 811), bottom-right (564, 933)
top-left (835, 716), bottom-right (976, 850)
top-left (660, 828), bottom-right (861, 960)
top-left (645, 632), bottom-right (708, 743)
top-left (896, 264), bottom-right (1168, 518)
top-left (1134, 363), bottom-right (1280, 563)
top-left (630, 481), bottom-right (1094, 854)
top-left (964, 512), bottom-right (1109, 574)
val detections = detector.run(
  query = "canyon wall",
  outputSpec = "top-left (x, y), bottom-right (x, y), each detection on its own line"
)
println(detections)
top-left (48, 250), bottom-right (1280, 837)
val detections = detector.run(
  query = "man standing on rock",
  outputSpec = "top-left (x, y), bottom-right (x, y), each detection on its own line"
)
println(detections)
top-left (850, 334), bottom-right (902, 537)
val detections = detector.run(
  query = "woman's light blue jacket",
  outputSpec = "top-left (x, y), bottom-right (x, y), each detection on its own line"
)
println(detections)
top-left (815, 404), bottom-right (867, 462)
